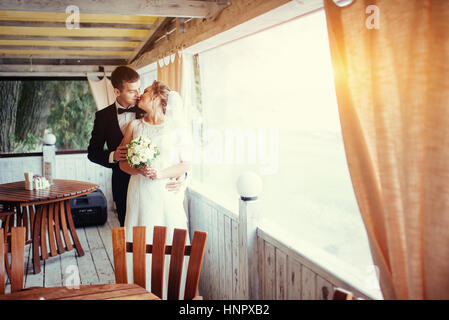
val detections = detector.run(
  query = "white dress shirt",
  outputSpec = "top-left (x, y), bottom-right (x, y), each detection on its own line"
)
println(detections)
top-left (109, 101), bottom-right (137, 163)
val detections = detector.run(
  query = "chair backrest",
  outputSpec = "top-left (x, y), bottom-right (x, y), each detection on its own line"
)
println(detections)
top-left (333, 287), bottom-right (354, 300)
top-left (0, 227), bottom-right (26, 294)
top-left (112, 226), bottom-right (207, 300)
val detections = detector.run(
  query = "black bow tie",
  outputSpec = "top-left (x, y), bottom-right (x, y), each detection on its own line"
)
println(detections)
top-left (117, 106), bottom-right (138, 114)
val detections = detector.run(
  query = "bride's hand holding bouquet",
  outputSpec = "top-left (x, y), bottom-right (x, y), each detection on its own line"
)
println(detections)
top-left (126, 136), bottom-right (160, 178)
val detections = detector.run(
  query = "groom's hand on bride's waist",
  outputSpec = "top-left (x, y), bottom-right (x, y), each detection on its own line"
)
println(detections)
top-left (113, 146), bottom-right (128, 162)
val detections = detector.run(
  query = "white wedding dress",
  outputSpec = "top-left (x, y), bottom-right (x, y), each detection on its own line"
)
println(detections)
top-left (124, 117), bottom-right (190, 299)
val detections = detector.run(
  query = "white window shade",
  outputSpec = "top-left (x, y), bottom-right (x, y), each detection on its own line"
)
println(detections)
top-left (87, 75), bottom-right (115, 111)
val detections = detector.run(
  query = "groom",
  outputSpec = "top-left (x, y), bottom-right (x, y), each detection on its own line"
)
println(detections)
top-left (87, 66), bottom-right (184, 226)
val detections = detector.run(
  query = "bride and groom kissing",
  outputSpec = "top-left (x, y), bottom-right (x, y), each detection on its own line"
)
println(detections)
top-left (87, 66), bottom-right (192, 251)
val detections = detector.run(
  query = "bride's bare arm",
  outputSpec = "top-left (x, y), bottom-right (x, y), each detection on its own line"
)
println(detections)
top-left (118, 122), bottom-right (145, 176)
top-left (161, 161), bottom-right (192, 179)
top-left (148, 160), bottom-right (192, 180)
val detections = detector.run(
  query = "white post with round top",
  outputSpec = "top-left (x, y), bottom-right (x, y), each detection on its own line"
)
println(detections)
top-left (237, 171), bottom-right (262, 300)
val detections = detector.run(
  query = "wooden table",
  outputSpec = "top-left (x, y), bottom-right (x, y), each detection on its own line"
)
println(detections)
top-left (0, 283), bottom-right (160, 300)
top-left (0, 179), bottom-right (99, 274)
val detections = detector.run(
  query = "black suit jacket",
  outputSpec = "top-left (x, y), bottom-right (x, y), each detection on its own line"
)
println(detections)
top-left (88, 103), bottom-right (123, 169)
top-left (87, 103), bottom-right (145, 208)
top-left (87, 103), bottom-right (127, 206)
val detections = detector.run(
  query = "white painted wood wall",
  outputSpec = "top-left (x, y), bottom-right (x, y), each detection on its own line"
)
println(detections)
top-left (187, 188), bottom-right (242, 299)
top-left (186, 187), bottom-right (376, 300)
top-left (0, 153), bottom-right (114, 210)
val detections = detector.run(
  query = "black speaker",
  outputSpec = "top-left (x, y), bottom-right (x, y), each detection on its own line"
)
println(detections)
top-left (69, 189), bottom-right (107, 228)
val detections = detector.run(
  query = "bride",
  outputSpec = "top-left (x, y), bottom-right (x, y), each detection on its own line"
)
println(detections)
top-left (119, 80), bottom-right (192, 298)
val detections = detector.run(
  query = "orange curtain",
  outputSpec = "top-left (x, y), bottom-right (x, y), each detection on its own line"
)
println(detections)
top-left (157, 52), bottom-right (182, 92)
top-left (324, 0), bottom-right (449, 299)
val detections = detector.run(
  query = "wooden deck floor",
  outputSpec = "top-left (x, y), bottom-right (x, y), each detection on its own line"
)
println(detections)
top-left (5, 210), bottom-right (121, 293)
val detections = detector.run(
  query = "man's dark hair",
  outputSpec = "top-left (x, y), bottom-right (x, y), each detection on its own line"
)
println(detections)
top-left (111, 66), bottom-right (140, 90)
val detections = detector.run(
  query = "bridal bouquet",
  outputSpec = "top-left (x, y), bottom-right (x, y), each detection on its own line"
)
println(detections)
top-left (126, 136), bottom-right (160, 169)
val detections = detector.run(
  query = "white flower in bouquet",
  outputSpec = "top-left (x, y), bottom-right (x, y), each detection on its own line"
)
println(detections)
top-left (139, 153), bottom-right (148, 163)
top-left (126, 136), bottom-right (160, 169)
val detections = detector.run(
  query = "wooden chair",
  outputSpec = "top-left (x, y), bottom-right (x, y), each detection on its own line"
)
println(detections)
top-left (0, 227), bottom-right (26, 294)
top-left (0, 209), bottom-right (16, 240)
top-left (333, 287), bottom-right (354, 300)
top-left (112, 226), bottom-right (207, 300)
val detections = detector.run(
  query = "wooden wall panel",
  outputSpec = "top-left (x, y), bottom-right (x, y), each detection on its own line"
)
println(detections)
top-left (275, 248), bottom-right (287, 300)
top-left (263, 242), bottom-right (276, 300)
top-left (287, 257), bottom-right (302, 300)
top-left (187, 189), bottom-right (240, 300)
top-left (301, 265), bottom-right (316, 300)
top-left (257, 229), bottom-right (374, 300)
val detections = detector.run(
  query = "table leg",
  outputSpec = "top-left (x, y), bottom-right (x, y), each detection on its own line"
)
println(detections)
top-left (15, 205), bottom-right (22, 227)
top-left (53, 202), bottom-right (65, 254)
top-left (22, 206), bottom-right (30, 244)
top-left (29, 205), bottom-right (35, 234)
top-left (6, 207), bottom-right (14, 239)
top-left (64, 200), bottom-right (84, 257)
top-left (40, 205), bottom-right (48, 260)
top-left (47, 203), bottom-right (57, 257)
top-left (59, 200), bottom-right (73, 251)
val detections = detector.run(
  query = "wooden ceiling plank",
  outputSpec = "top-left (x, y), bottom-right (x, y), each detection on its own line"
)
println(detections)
top-left (0, 57), bottom-right (127, 65)
top-left (0, 26), bottom-right (148, 38)
top-left (0, 71), bottom-right (110, 77)
top-left (0, 1), bottom-right (223, 18)
top-left (0, 64), bottom-right (116, 72)
top-left (0, 21), bottom-right (157, 29)
top-left (0, 39), bottom-right (140, 48)
top-left (0, 10), bottom-right (159, 24)
top-left (0, 35), bottom-right (145, 41)
top-left (0, 49), bottom-right (133, 56)
top-left (0, 45), bottom-right (133, 52)
top-left (0, 55), bottom-right (128, 60)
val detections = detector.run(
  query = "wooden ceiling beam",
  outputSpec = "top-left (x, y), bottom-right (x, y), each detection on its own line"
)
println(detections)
top-left (0, 26), bottom-right (148, 38)
top-left (0, 20), bottom-right (157, 29)
top-left (128, 17), bottom-right (173, 64)
top-left (0, 64), bottom-right (116, 73)
top-left (0, 58), bottom-right (127, 65)
top-left (0, 35), bottom-right (144, 41)
top-left (0, 10), bottom-right (159, 24)
top-left (0, 46), bottom-right (133, 52)
top-left (0, 72), bottom-right (109, 77)
top-left (126, 17), bottom-right (167, 63)
top-left (0, 39), bottom-right (140, 48)
top-left (0, 0), bottom-right (226, 18)
top-left (0, 49), bottom-right (132, 57)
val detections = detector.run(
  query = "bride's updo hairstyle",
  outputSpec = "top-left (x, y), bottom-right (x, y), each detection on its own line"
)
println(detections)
top-left (148, 80), bottom-right (170, 115)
